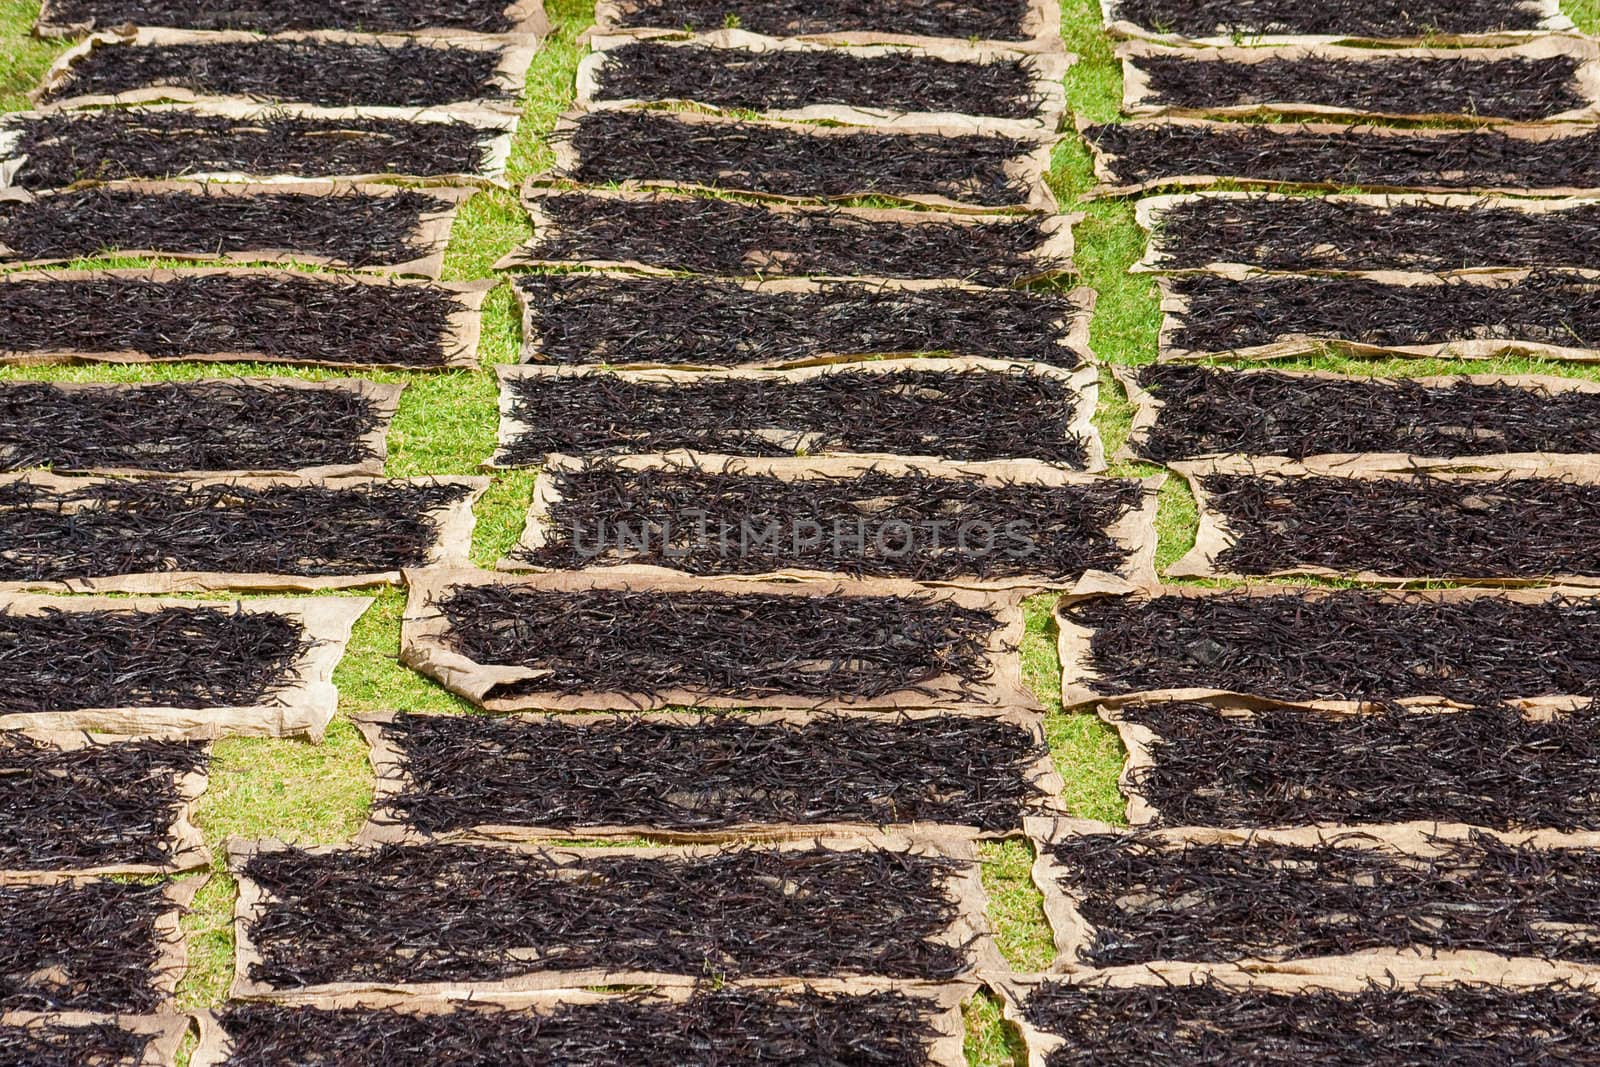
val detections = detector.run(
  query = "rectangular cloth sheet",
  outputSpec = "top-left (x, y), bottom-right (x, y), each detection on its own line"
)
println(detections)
top-left (545, 109), bottom-right (1057, 213)
top-left (0, 472), bottom-right (484, 593)
top-left (34, 0), bottom-right (548, 37)
top-left (1055, 584), bottom-right (1600, 713)
top-left (0, 377), bottom-right (402, 478)
top-left (1078, 117), bottom-right (1600, 198)
top-left (1114, 365), bottom-right (1600, 466)
top-left (1027, 816), bottom-right (1600, 972)
top-left (0, 1013), bottom-right (187, 1067)
top-left (994, 959), bottom-right (1600, 1067)
top-left (1097, 0), bottom-right (1571, 45)
top-left (1154, 269), bottom-right (1600, 363)
top-left (578, 30), bottom-right (1069, 133)
top-left (1132, 192), bottom-right (1600, 275)
top-left (33, 29), bottom-right (541, 112)
top-left (1099, 696), bottom-right (1600, 831)
top-left (1169, 454), bottom-right (1600, 586)
top-left (0, 182), bottom-right (471, 276)
top-left (510, 273), bottom-right (1095, 369)
top-left (354, 707), bottom-right (1064, 841)
top-left (227, 834), bottom-right (1000, 996)
top-left (400, 565), bottom-right (1038, 713)
top-left (0, 731), bottom-right (209, 877)
top-left (192, 983), bottom-right (972, 1067)
top-left (591, 0), bottom-right (1063, 53)
top-left (505, 452), bottom-right (1159, 590)
top-left (0, 876), bottom-right (201, 1014)
top-left (1118, 37), bottom-right (1600, 123)
top-left (0, 269), bottom-right (490, 370)
top-left (0, 102), bottom-right (517, 190)
top-left (0, 592), bottom-right (370, 739)
top-left (491, 361), bottom-right (1104, 468)
top-left (497, 187), bottom-right (1076, 285)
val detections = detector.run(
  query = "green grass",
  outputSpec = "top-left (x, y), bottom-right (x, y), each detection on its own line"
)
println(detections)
top-left (3, 0), bottom-right (1598, 1061)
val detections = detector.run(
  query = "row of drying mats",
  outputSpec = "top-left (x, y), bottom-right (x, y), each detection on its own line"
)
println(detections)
top-left (4, 0), bottom-right (1600, 1065)
top-left (1, 0), bottom-right (550, 1064)
top-left (1043, 0), bottom-right (1600, 1064)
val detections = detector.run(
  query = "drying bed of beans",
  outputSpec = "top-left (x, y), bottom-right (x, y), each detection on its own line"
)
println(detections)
top-left (1102, 0), bottom-right (1560, 40)
top-left (36, 0), bottom-right (533, 34)
top-left (1188, 467), bottom-right (1600, 582)
top-left (0, 880), bottom-right (180, 1013)
top-left (236, 840), bottom-right (978, 989)
top-left (38, 38), bottom-right (511, 109)
top-left (1125, 365), bottom-right (1600, 462)
top-left (1059, 588), bottom-right (1600, 704)
top-left (1127, 49), bottom-right (1588, 122)
top-left (0, 379), bottom-right (391, 475)
top-left (1018, 976), bottom-right (1600, 1067)
top-left (1041, 827), bottom-right (1600, 968)
top-left (598, 0), bottom-right (1038, 42)
top-left (208, 986), bottom-right (956, 1067)
top-left (510, 191), bottom-right (1069, 284)
top-left (1161, 271), bottom-right (1600, 359)
top-left (0, 733), bottom-right (206, 872)
top-left (0, 604), bottom-right (310, 715)
top-left (368, 710), bottom-right (1052, 835)
top-left (0, 185), bottom-right (459, 272)
top-left (496, 364), bottom-right (1096, 466)
top-left (1111, 698), bottom-right (1600, 831)
top-left (1083, 121), bottom-right (1600, 195)
top-left (556, 110), bottom-right (1047, 209)
top-left (2, 108), bottom-right (505, 188)
top-left (588, 39), bottom-right (1051, 121)
top-left (1142, 194), bottom-right (1600, 273)
top-left (0, 272), bottom-right (478, 369)
top-left (516, 274), bottom-right (1084, 367)
top-left (520, 458), bottom-right (1146, 582)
